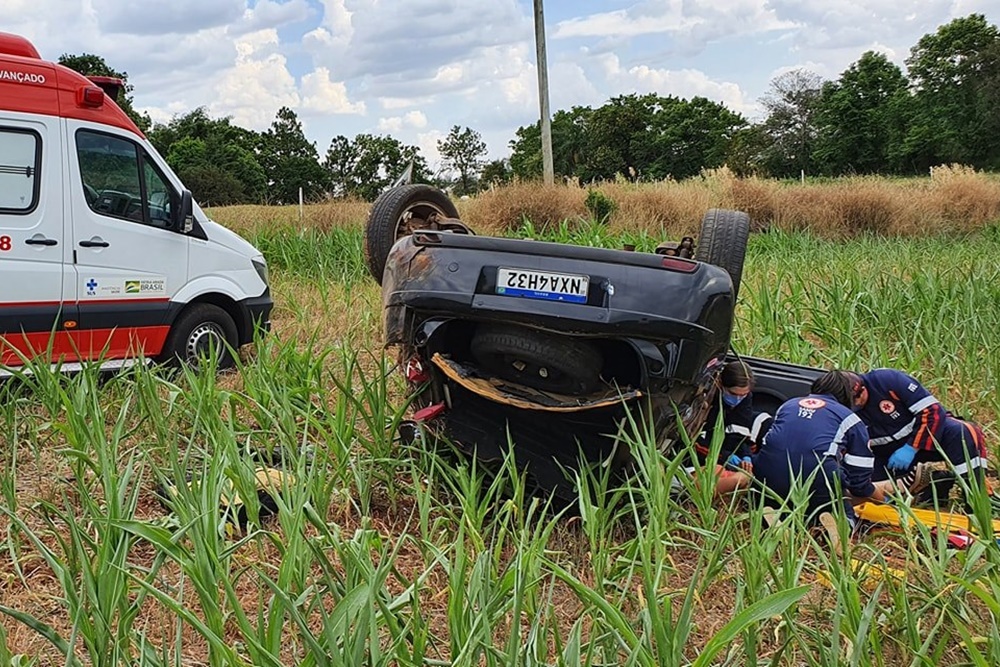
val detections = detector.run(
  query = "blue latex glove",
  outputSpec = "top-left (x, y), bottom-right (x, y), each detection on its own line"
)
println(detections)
top-left (741, 456), bottom-right (752, 466)
top-left (727, 454), bottom-right (742, 467)
top-left (887, 445), bottom-right (917, 472)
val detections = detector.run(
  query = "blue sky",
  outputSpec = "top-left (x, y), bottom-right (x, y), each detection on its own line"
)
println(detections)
top-left (8, 0), bottom-right (996, 171)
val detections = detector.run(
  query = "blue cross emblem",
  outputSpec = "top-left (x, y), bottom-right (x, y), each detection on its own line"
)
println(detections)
top-left (86, 279), bottom-right (97, 294)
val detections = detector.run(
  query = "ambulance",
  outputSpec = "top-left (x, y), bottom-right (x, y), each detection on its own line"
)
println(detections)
top-left (0, 33), bottom-right (272, 373)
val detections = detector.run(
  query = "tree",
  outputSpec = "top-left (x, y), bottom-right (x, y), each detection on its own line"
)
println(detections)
top-left (641, 96), bottom-right (746, 180)
top-left (179, 165), bottom-right (247, 207)
top-left (480, 158), bottom-right (512, 188)
top-left (974, 39), bottom-right (1000, 169)
top-left (902, 14), bottom-right (1000, 170)
top-left (259, 107), bottom-right (328, 204)
top-left (580, 94), bottom-right (660, 181)
top-left (437, 126), bottom-right (487, 196)
top-left (509, 107), bottom-right (592, 181)
top-left (149, 108), bottom-right (267, 204)
top-left (58, 53), bottom-right (151, 132)
top-left (510, 95), bottom-right (744, 182)
top-left (812, 52), bottom-right (910, 175)
top-left (323, 134), bottom-right (429, 201)
top-left (508, 122), bottom-right (543, 180)
top-left (758, 69), bottom-right (825, 178)
top-left (725, 125), bottom-right (772, 177)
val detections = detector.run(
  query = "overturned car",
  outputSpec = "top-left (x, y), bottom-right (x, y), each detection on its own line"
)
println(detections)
top-left (365, 185), bottom-right (816, 497)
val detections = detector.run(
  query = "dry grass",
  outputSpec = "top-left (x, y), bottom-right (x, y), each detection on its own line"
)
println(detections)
top-left (209, 198), bottom-right (370, 235)
top-left (462, 181), bottom-right (591, 234)
top-left (211, 167), bottom-right (1000, 240)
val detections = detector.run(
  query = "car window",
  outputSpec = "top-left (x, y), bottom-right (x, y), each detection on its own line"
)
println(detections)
top-left (143, 158), bottom-right (173, 227)
top-left (76, 130), bottom-right (175, 229)
top-left (0, 128), bottom-right (40, 214)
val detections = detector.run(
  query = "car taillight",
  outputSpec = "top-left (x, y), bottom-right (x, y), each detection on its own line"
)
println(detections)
top-left (661, 257), bottom-right (697, 272)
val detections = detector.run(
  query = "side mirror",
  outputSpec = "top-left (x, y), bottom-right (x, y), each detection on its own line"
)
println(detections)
top-left (174, 190), bottom-right (195, 234)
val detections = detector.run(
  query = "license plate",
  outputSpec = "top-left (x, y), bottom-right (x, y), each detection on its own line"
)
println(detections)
top-left (495, 267), bottom-right (589, 303)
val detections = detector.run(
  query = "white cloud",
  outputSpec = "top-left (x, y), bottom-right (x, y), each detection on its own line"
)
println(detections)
top-left (553, 0), bottom-right (798, 43)
top-left (765, 0), bottom-right (955, 52)
top-left (431, 64), bottom-right (465, 86)
top-left (416, 129), bottom-right (448, 169)
top-left (233, 0), bottom-right (315, 34)
top-left (91, 0), bottom-right (244, 35)
top-left (208, 30), bottom-right (300, 130)
top-left (303, 0), bottom-right (530, 85)
top-left (596, 53), bottom-right (753, 114)
top-left (301, 67), bottom-right (366, 114)
top-left (554, 5), bottom-right (696, 39)
top-left (377, 111), bottom-right (428, 133)
top-left (302, 0), bottom-right (354, 51)
top-left (380, 96), bottom-right (434, 110)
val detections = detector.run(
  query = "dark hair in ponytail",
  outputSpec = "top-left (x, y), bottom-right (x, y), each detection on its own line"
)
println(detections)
top-left (720, 360), bottom-right (753, 390)
top-left (810, 370), bottom-right (857, 407)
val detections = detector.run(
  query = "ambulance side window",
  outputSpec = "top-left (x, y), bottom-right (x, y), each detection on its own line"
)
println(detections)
top-left (0, 128), bottom-right (41, 215)
top-left (143, 159), bottom-right (174, 226)
top-left (76, 130), bottom-right (176, 230)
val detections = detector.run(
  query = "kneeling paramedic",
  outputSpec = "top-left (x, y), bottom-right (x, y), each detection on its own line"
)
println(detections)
top-left (692, 360), bottom-right (772, 495)
top-left (851, 368), bottom-right (987, 501)
top-left (754, 370), bottom-right (885, 527)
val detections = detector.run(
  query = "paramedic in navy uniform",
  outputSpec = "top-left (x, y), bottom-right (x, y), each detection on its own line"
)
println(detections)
top-left (754, 370), bottom-right (885, 526)
top-left (850, 368), bottom-right (987, 495)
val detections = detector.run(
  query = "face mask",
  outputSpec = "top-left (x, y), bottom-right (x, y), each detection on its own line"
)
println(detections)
top-left (722, 392), bottom-right (746, 408)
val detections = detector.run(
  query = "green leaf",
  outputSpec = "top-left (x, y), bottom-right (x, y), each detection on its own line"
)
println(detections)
top-left (0, 605), bottom-right (84, 667)
top-left (693, 585), bottom-right (810, 667)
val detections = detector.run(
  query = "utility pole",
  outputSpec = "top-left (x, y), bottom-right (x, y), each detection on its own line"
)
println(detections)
top-left (533, 0), bottom-right (554, 185)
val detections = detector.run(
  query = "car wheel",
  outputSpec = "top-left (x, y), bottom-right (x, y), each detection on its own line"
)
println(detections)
top-left (364, 184), bottom-right (461, 284)
top-left (161, 303), bottom-right (238, 370)
top-left (695, 209), bottom-right (750, 299)
top-left (470, 324), bottom-right (603, 395)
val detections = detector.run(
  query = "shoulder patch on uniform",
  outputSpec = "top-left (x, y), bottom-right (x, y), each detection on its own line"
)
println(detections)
top-left (799, 397), bottom-right (827, 409)
top-left (907, 383), bottom-right (917, 392)
top-left (879, 400), bottom-right (895, 414)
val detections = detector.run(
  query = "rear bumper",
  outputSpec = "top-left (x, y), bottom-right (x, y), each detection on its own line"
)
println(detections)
top-left (383, 232), bottom-right (735, 386)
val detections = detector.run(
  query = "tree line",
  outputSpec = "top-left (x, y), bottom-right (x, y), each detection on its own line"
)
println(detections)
top-left (60, 14), bottom-right (1000, 205)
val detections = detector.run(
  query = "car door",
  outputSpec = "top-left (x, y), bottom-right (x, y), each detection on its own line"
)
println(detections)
top-left (0, 116), bottom-right (76, 366)
top-left (67, 123), bottom-right (189, 361)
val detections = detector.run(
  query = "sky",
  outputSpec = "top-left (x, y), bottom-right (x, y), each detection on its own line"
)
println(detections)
top-left (5, 0), bottom-right (996, 171)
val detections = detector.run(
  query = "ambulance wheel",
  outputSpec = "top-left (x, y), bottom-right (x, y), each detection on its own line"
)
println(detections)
top-left (364, 184), bottom-right (460, 285)
top-left (470, 324), bottom-right (602, 395)
top-left (162, 303), bottom-right (238, 370)
top-left (695, 209), bottom-right (750, 299)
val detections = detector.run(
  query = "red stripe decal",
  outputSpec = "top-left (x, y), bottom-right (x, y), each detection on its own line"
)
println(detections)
top-left (0, 298), bottom-right (171, 308)
top-left (0, 326), bottom-right (170, 366)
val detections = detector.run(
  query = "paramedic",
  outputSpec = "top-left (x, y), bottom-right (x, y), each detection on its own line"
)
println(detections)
top-left (851, 368), bottom-right (987, 498)
top-left (754, 370), bottom-right (885, 524)
top-left (694, 361), bottom-right (773, 494)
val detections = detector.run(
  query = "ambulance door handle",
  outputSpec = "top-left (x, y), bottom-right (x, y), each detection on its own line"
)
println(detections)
top-left (25, 237), bottom-right (58, 246)
top-left (79, 238), bottom-right (110, 248)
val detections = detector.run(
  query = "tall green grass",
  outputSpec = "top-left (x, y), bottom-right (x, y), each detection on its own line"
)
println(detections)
top-left (2, 222), bottom-right (1000, 664)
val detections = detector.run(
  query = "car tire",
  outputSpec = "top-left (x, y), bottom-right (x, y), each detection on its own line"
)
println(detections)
top-left (695, 208), bottom-right (750, 299)
top-left (470, 324), bottom-right (603, 395)
top-left (364, 184), bottom-right (460, 284)
top-left (160, 303), bottom-right (238, 370)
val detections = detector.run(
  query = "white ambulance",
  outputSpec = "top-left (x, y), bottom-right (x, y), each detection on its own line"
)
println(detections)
top-left (0, 33), bottom-right (272, 372)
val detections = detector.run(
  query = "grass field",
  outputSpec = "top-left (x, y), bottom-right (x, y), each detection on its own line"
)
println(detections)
top-left (3, 177), bottom-right (1000, 665)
